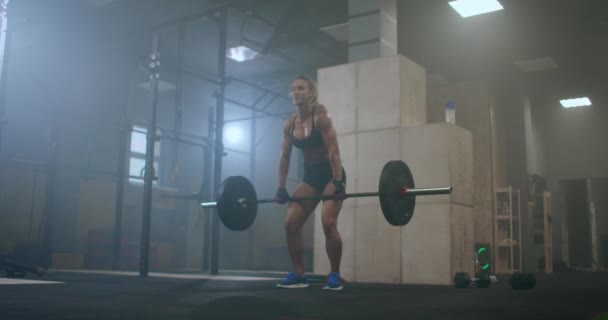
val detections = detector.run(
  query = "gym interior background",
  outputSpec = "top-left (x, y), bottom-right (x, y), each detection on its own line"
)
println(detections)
top-left (1, 0), bottom-right (608, 278)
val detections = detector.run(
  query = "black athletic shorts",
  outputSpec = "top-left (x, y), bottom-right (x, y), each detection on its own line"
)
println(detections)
top-left (302, 161), bottom-right (346, 193)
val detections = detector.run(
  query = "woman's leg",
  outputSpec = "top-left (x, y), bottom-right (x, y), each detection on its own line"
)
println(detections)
top-left (285, 183), bottom-right (321, 275)
top-left (320, 181), bottom-right (344, 273)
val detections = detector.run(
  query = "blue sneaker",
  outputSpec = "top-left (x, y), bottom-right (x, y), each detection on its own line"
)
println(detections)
top-left (322, 272), bottom-right (343, 291)
top-left (276, 272), bottom-right (309, 288)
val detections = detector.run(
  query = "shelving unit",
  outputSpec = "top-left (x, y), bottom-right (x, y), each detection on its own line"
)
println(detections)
top-left (494, 186), bottom-right (522, 274)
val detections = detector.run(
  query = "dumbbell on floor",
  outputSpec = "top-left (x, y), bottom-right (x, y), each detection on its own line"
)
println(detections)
top-left (454, 272), bottom-right (537, 290)
top-left (453, 272), bottom-right (491, 288)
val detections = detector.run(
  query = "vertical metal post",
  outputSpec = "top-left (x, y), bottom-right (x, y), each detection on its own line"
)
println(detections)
top-left (587, 178), bottom-right (599, 270)
top-left (247, 111), bottom-right (257, 268)
top-left (112, 123), bottom-right (129, 270)
top-left (172, 23), bottom-right (184, 181)
top-left (210, 8), bottom-right (228, 276)
top-left (509, 186), bottom-right (514, 272)
top-left (43, 140), bottom-right (57, 266)
top-left (139, 34), bottom-right (160, 277)
top-left (201, 108), bottom-right (214, 272)
top-left (0, 0), bottom-right (11, 152)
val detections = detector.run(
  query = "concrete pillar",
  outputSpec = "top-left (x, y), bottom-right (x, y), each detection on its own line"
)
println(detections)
top-left (348, 0), bottom-right (397, 63)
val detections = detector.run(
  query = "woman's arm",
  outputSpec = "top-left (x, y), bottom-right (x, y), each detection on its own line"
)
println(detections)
top-left (278, 115), bottom-right (294, 188)
top-left (316, 106), bottom-right (343, 181)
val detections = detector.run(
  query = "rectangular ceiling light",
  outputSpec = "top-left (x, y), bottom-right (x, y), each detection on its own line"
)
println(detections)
top-left (560, 97), bottom-right (592, 108)
top-left (449, 0), bottom-right (504, 18)
top-left (226, 46), bottom-right (258, 62)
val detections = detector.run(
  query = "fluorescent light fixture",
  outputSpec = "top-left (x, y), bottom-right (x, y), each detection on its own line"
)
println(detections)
top-left (560, 97), bottom-right (592, 108)
top-left (449, 0), bottom-right (504, 18)
top-left (226, 46), bottom-right (258, 62)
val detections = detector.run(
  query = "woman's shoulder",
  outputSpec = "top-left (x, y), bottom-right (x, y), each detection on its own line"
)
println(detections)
top-left (313, 104), bottom-right (333, 129)
top-left (283, 113), bottom-right (297, 133)
top-left (314, 104), bottom-right (329, 117)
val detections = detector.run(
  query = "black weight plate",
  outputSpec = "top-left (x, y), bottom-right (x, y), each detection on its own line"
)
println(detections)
top-left (378, 160), bottom-right (416, 226)
top-left (216, 176), bottom-right (258, 231)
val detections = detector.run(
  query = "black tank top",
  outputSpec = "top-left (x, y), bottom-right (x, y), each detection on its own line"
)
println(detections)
top-left (291, 109), bottom-right (324, 149)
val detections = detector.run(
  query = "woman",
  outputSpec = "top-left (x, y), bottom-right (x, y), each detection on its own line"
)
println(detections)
top-left (275, 75), bottom-right (346, 291)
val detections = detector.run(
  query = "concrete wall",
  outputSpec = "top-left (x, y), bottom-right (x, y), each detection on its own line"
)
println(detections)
top-left (524, 97), bottom-right (546, 177)
top-left (428, 79), bottom-right (539, 272)
top-left (23, 85), bottom-right (295, 271)
top-left (535, 98), bottom-right (608, 180)
top-left (427, 80), bottom-right (493, 246)
top-left (1, 0), bottom-right (305, 270)
top-left (590, 178), bottom-right (608, 268)
top-left (1, 79), bottom-right (294, 273)
top-left (524, 96), bottom-right (550, 270)
top-left (1, 24), bottom-right (134, 261)
top-left (532, 96), bottom-right (608, 268)
top-left (0, 163), bottom-right (47, 254)
top-left (1, 11), bottom-right (300, 272)
top-left (492, 83), bottom-right (532, 271)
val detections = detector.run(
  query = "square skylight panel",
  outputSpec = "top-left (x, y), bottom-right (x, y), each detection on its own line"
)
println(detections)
top-left (449, 0), bottom-right (504, 18)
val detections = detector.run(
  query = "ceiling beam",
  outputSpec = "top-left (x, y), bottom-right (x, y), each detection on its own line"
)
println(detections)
top-left (259, 0), bottom-right (298, 55)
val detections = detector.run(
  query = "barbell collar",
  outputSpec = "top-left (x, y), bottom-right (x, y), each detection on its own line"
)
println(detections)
top-left (201, 201), bottom-right (218, 208)
top-left (400, 186), bottom-right (452, 196)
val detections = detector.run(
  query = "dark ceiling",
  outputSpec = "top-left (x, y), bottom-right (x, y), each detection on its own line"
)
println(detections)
top-left (396, 0), bottom-right (608, 105)
top-left (9, 0), bottom-right (608, 116)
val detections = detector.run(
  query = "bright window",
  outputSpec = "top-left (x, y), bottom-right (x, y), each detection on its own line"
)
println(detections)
top-left (129, 126), bottom-right (160, 184)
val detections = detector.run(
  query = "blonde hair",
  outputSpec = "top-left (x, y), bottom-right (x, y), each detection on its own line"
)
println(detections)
top-left (294, 75), bottom-right (319, 107)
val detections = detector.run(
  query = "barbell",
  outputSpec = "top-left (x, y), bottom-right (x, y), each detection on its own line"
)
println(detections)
top-left (199, 160), bottom-right (452, 231)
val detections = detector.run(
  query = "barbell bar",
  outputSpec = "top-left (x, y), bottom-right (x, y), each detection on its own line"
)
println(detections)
top-left (198, 160), bottom-right (453, 231)
top-left (201, 187), bottom-right (452, 208)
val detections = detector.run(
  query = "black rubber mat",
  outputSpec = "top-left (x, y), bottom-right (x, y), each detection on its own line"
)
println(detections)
top-left (1, 271), bottom-right (608, 320)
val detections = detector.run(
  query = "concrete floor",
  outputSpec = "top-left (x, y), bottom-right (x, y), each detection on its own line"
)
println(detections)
top-left (1, 270), bottom-right (607, 320)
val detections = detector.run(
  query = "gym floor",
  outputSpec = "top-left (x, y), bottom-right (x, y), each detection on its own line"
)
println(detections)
top-left (1, 271), bottom-right (607, 320)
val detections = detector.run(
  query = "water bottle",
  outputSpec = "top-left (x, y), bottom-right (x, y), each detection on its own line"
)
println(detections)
top-left (445, 101), bottom-right (456, 124)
